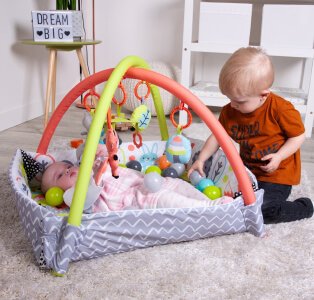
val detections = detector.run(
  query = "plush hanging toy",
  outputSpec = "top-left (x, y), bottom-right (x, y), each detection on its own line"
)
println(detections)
top-left (165, 128), bottom-right (191, 164)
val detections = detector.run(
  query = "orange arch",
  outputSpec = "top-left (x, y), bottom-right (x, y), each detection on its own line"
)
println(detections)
top-left (37, 67), bottom-right (256, 206)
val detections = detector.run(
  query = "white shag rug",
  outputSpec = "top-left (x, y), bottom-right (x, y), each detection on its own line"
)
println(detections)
top-left (1, 124), bottom-right (314, 299)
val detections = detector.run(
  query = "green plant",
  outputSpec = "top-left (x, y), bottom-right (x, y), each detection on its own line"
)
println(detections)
top-left (56, 0), bottom-right (77, 10)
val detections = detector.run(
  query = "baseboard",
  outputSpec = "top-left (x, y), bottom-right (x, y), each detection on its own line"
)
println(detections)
top-left (0, 102), bottom-right (44, 132)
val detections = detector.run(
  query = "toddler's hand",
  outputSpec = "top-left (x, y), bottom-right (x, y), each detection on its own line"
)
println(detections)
top-left (260, 153), bottom-right (282, 173)
top-left (187, 160), bottom-right (205, 178)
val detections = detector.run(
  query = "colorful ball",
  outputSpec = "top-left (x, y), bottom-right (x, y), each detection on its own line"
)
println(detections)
top-left (196, 178), bottom-right (214, 192)
top-left (189, 170), bottom-right (205, 186)
top-left (144, 172), bottom-right (163, 193)
top-left (171, 163), bottom-right (185, 177)
top-left (203, 185), bottom-right (222, 200)
top-left (145, 165), bottom-right (162, 175)
top-left (126, 160), bottom-right (142, 172)
top-left (45, 187), bottom-right (64, 207)
top-left (156, 155), bottom-right (171, 170)
top-left (162, 167), bottom-right (178, 178)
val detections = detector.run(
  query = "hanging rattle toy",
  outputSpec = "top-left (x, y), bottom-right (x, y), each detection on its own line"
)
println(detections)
top-left (130, 80), bottom-right (152, 148)
top-left (165, 102), bottom-right (193, 164)
top-left (111, 81), bottom-right (133, 131)
top-left (94, 108), bottom-right (120, 184)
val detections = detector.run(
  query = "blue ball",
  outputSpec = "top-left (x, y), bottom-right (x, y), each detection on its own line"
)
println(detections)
top-left (126, 160), bottom-right (142, 172)
top-left (189, 170), bottom-right (205, 186)
top-left (171, 163), bottom-right (185, 177)
top-left (196, 178), bottom-right (214, 192)
top-left (162, 167), bottom-right (179, 178)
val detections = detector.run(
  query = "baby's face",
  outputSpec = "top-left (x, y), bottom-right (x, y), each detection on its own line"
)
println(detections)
top-left (226, 94), bottom-right (267, 114)
top-left (42, 162), bottom-right (79, 192)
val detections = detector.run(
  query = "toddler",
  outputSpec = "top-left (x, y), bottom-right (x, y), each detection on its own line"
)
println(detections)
top-left (188, 47), bottom-right (313, 224)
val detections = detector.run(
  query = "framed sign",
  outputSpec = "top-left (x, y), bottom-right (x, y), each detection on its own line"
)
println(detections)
top-left (32, 10), bottom-right (83, 42)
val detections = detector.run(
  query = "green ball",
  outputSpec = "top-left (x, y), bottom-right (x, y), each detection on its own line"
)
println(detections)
top-left (145, 165), bottom-right (162, 175)
top-left (203, 185), bottom-right (222, 200)
top-left (45, 187), bottom-right (64, 206)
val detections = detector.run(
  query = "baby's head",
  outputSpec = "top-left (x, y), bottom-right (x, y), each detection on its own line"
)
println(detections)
top-left (219, 47), bottom-right (274, 113)
top-left (41, 161), bottom-right (79, 194)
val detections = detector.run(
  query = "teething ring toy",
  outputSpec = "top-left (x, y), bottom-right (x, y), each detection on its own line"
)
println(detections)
top-left (132, 132), bottom-right (143, 148)
top-left (170, 105), bottom-right (192, 129)
top-left (83, 90), bottom-right (100, 112)
top-left (112, 82), bottom-right (127, 106)
top-left (134, 81), bottom-right (150, 100)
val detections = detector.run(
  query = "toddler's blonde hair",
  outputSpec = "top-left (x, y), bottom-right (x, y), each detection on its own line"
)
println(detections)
top-left (219, 47), bottom-right (274, 97)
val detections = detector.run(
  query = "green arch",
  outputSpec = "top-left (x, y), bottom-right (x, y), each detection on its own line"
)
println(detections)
top-left (68, 56), bottom-right (168, 226)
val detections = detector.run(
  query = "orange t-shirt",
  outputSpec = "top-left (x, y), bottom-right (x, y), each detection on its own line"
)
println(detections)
top-left (219, 92), bottom-right (304, 185)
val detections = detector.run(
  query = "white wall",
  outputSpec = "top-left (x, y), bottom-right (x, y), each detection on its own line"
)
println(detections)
top-left (0, 0), bottom-right (184, 132)
top-left (0, 0), bottom-right (86, 131)
top-left (83, 0), bottom-right (184, 73)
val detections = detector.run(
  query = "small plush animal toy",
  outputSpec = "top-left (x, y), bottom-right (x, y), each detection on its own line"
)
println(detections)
top-left (165, 134), bottom-right (191, 164)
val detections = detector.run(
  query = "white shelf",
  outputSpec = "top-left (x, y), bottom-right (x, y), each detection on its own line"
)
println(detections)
top-left (190, 42), bottom-right (314, 58)
top-left (180, 0), bottom-right (314, 137)
top-left (189, 81), bottom-right (307, 113)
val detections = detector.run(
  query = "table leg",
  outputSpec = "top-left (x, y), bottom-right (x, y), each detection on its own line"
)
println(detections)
top-left (44, 49), bottom-right (57, 127)
top-left (51, 51), bottom-right (57, 112)
top-left (76, 48), bottom-right (90, 78)
top-left (76, 48), bottom-right (97, 107)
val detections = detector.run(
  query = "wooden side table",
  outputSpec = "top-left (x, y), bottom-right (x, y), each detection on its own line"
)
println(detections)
top-left (21, 39), bottom-right (101, 127)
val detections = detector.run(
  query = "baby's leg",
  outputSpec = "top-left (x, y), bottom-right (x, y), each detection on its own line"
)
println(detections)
top-left (155, 189), bottom-right (211, 209)
top-left (162, 177), bottom-right (209, 201)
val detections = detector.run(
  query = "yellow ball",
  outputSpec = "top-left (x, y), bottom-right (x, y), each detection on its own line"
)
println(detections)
top-left (45, 187), bottom-right (64, 207)
top-left (145, 165), bottom-right (162, 175)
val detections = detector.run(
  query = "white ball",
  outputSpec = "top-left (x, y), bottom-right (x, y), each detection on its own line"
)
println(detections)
top-left (144, 172), bottom-right (163, 193)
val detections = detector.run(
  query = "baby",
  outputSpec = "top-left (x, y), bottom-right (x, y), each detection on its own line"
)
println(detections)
top-left (41, 154), bottom-right (233, 213)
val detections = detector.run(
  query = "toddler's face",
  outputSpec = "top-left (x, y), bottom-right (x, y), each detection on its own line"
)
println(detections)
top-left (226, 94), bottom-right (267, 114)
top-left (42, 162), bottom-right (79, 192)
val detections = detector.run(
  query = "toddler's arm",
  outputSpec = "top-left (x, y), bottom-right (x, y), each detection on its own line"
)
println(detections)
top-left (260, 133), bottom-right (305, 173)
top-left (188, 134), bottom-right (220, 177)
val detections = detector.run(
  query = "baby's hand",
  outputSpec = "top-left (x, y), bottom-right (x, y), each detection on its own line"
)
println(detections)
top-left (260, 153), bottom-right (282, 173)
top-left (187, 160), bottom-right (205, 178)
top-left (96, 144), bottom-right (108, 158)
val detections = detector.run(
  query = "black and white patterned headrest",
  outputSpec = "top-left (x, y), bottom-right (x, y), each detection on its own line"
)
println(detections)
top-left (20, 149), bottom-right (43, 182)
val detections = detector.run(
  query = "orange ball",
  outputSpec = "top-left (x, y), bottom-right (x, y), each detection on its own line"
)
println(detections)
top-left (157, 155), bottom-right (171, 170)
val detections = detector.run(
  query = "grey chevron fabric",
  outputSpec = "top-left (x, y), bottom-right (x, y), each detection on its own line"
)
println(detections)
top-left (9, 149), bottom-right (265, 274)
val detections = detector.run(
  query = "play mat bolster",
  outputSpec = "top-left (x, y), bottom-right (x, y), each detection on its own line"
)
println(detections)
top-left (9, 142), bottom-right (264, 274)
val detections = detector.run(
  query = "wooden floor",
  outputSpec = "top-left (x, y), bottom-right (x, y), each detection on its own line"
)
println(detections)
top-left (1, 105), bottom-right (314, 187)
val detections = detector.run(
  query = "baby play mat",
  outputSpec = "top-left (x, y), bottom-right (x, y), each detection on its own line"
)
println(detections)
top-left (8, 56), bottom-right (264, 275)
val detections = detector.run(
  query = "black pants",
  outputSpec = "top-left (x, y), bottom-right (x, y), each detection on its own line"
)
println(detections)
top-left (258, 181), bottom-right (313, 224)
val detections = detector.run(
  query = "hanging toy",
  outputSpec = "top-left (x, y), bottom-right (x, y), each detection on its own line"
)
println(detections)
top-left (131, 81), bottom-right (152, 148)
top-left (94, 109), bottom-right (120, 184)
top-left (112, 81), bottom-right (133, 131)
top-left (165, 102), bottom-right (193, 164)
top-left (165, 127), bottom-right (192, 164)
top-left (105, 109), bottom-right (120, 179)
top-left (131, 104), bottom-right (151, 131)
